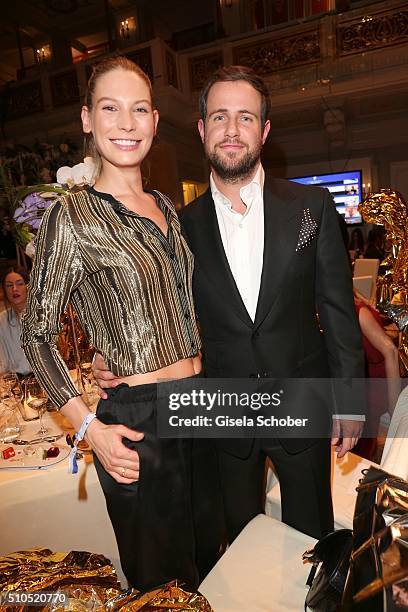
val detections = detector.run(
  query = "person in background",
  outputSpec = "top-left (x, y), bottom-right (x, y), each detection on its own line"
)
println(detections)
top-left (364, 226), bottom-right (385, 261)
top-left (22, 56), bottom-right (221, 591)
top-left (0, 266), bottom-right (32, 375)
top-left (353, 289), bottom-right (400, 460)
top-left (349, 227), bottom-right (365, 257)
top-left (0, 217), bottom-right (17, 260)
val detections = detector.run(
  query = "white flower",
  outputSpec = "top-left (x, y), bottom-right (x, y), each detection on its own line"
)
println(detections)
top-left (84, 156), bottom-right (96, 169)
top-left (56, 166), bottom-right (74, 187)
top-left (72, 159), bottom-right (96, 185)
top-left (25, 240), bottom-right (36, 259)
top-left (56, 158), bottom-right (96, 188)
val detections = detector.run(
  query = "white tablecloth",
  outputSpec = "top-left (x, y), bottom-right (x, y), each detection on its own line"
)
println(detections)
top-left (266, 449), bottom-right (380, 530)
top-left (381, 385), bottom-right (408, 480)
top-left (200, 514), bottom-right (315, 612)
top-left (0, 411), bottom-right (125, 584)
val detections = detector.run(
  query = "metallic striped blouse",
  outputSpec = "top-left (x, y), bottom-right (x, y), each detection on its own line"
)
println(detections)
top-left (21, 187), bottom-right (201, 408)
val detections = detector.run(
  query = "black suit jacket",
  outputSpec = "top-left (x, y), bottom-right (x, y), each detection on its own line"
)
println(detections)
top-left (181, 176), bottom-right (365, 455)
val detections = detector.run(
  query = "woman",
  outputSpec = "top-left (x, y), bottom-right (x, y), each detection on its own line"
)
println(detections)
top-left (349, 227), bottom-right (365, 257)
top-left (0, 266), bottom-right (32, 375)
top-left (353, 290), bottom-right (400, 459)
top-left (22, 56), bottom-right (220, 590)
top-left (364, 226), bottom-right (385, 261)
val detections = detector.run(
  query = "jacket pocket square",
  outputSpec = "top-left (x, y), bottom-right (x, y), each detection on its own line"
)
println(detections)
top-left (296, 208), bottom-right (318, 251)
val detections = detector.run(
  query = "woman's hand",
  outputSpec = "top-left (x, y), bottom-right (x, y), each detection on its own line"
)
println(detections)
top-left (92, 352), bottom-right (120, 399)
top-left (61, 396), bottom-right (144, 484)
top-left (86, 417), bottom-right (143, 483)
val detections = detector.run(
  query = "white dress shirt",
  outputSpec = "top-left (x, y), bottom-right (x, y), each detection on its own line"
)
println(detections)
top-left (211, 164), bottom-right (264, 321)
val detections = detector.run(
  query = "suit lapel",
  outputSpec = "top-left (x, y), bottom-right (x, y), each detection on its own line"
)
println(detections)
top-left (254, 179), bottom-right (304, 329)
top-left (198, 190), bottom-right (253, 328)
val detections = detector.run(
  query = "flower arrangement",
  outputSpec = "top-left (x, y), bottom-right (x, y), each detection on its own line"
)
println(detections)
top-left (0, 138), bottom-right (82, 257)
top-left (12, 158), bottom-right (97, 257)
top-left (10, 157), bottom-right (98, 392)
top-left (13, 186), bottom-right (68, 256)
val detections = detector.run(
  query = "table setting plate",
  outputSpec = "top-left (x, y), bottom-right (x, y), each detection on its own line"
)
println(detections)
top-left (0, 442), bottom-right (70, 471)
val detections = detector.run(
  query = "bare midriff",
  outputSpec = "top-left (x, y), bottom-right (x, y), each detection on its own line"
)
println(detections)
top-left (117, 355), bottom-right (202, 386)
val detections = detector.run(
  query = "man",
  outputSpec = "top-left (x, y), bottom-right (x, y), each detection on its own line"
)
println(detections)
top-left (94, 65), bottom-right (364, 543)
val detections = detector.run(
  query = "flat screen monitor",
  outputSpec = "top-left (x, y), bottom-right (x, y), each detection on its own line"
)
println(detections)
top-left (289, 170), bottom-right (363, 225)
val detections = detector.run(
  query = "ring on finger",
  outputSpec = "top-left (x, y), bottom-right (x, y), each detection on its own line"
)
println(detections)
top-left (121, 467), bottom-right (126, 478)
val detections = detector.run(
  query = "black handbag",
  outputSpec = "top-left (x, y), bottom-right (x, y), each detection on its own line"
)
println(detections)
top-left (303, 528), bottom-right (353, 612)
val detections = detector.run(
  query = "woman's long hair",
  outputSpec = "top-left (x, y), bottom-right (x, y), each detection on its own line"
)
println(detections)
top-left (1, 266), bottom-right (30, 325)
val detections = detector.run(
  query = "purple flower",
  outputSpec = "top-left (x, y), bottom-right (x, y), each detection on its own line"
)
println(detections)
top-left (14, 206), bottom-right (25, 218)
top-left (14, 191), bottom-right (52, 228)
top-left (30, 217), bottom-right (42, 229)
top-left (22, 193), bottom-right (47, 209)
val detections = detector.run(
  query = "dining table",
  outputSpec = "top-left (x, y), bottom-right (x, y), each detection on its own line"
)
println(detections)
top-left (2, 397), bottom-right (406, 611)
top-left (0, 409), bottom-right (125, 585)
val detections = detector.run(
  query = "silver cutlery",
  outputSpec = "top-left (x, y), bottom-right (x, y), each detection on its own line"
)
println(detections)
top-left (12, 433), bottom-right (64, 445)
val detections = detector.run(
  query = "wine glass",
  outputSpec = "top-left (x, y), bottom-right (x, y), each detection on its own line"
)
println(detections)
top-left (0, 401), bottom-right (21, 443)
top-left (0, 371), bottom-right (19, 401)
top-left (24, 377), bottom-right (49, 437)
top-left (0, 371), bottom-right (22, 442)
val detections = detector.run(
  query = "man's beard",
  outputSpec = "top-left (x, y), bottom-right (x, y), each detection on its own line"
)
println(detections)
top-left (206, 140), bottom-right (262, 183)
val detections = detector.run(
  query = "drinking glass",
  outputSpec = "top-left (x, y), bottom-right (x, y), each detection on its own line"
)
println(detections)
top-left (0, 371), bottom-right (19, 400)
top-left (0, 399), bottom-right (21, 443)
top-left (24, 377), bottom-right (49, 437)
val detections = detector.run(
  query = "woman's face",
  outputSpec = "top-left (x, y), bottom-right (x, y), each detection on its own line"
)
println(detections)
top-left (81, 68), bottom-right (159, 172)
top-left (4, 272), bottom-right (27, 309)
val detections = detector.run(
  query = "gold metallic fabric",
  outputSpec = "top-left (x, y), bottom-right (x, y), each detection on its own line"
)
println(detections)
top-left (0, 550), bottom-right (213, 612)
top-left (0, 547), bottom-right (120, 610)
top-left (106, 581), bottom-right (213, 611)
top-left (22, 188), bottom-right (201, 408)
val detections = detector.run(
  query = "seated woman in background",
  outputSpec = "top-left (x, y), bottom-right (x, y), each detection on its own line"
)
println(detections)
top-left (353, 289), bottom-right (400, 460)
top-left (349, 227), bottom-right (365, 258)
top-left (0, 266), bottom-right (32, 375)
top-left (364, 226), bottom-right (385, 261)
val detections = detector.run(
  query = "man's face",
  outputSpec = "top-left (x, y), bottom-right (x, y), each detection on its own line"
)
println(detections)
top-left (198, 80), bottom-right (270, 182)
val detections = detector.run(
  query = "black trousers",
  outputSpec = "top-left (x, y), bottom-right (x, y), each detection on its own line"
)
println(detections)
top-left (94, 382), bottom-right (223, 591)
top-left (217, 438), bottom-right (334, 543)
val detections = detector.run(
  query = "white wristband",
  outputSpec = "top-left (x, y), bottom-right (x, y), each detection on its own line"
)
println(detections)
top-left (68, 412), bottom-right (97, 474)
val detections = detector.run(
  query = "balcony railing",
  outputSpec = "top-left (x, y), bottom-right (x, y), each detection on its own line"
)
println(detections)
top-left (1, 0), bottom-right (407, 125)
top-left (1, 38), bottom-right (179, 124)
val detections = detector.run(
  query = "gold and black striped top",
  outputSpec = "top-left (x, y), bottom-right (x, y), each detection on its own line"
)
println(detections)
top-left (21, 187), bottom-right (201, 408)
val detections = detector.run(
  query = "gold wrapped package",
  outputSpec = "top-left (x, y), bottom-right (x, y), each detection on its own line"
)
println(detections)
top-left (106, 581), bottom-right (213, 611)
top-left (0, 547), bottom-right (120, 611)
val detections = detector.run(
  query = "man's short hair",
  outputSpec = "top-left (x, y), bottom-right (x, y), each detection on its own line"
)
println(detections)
top-left (199, 65), bottom-right (271, 127)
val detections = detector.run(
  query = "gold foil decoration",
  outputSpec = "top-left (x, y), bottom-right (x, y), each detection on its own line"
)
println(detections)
top-left (352, 515), bottom-right (408, 605)
top-left (0, 550), bottom-right (213, 612)
top-left (0, 548), bottom-right (120, 611)
top-left (359, 189), bottom-right (408, 374)
top-left (106, 581), bottom-right (213, 611)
